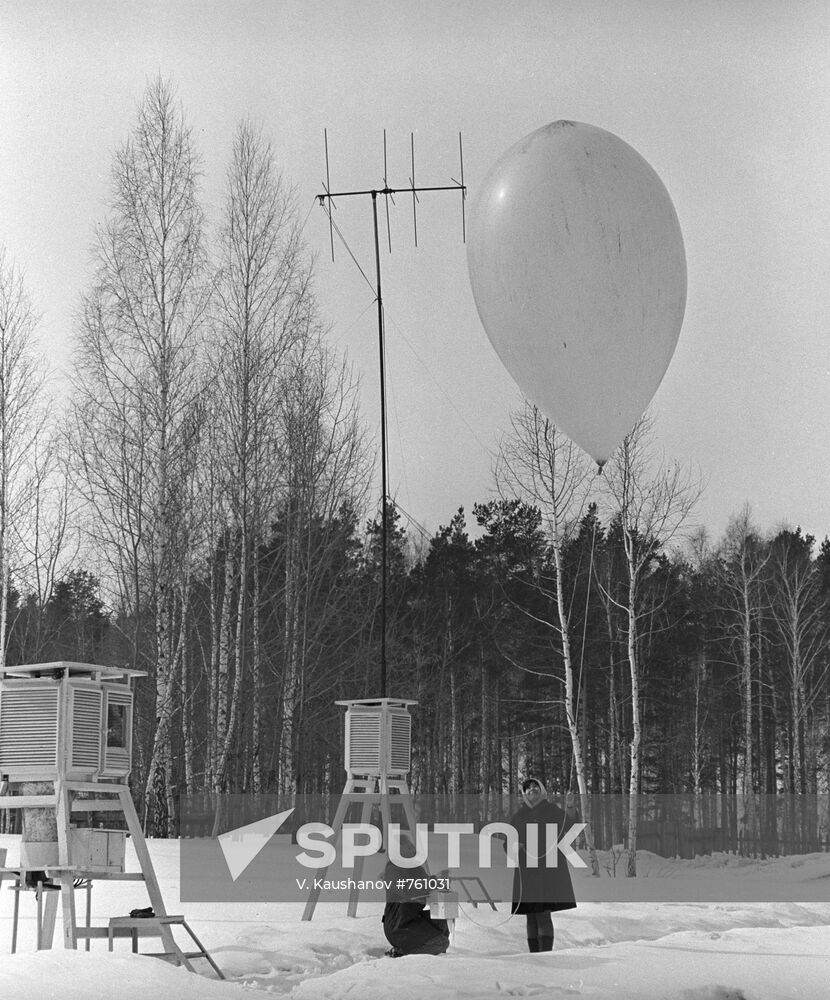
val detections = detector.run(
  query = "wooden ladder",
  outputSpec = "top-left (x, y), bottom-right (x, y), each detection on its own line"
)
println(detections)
top-left (108, 914), bottom-right (225, 979)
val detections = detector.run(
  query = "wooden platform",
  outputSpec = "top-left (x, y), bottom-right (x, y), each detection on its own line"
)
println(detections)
top-left (106, 914), bottom-right (225, 979)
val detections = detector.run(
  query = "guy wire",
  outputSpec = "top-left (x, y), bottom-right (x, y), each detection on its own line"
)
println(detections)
top-left (318, 198), bottom-right (376, 295)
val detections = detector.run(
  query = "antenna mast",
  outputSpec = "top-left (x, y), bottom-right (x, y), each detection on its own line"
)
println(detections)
top-left (318, 130), bottom-right (466, 697)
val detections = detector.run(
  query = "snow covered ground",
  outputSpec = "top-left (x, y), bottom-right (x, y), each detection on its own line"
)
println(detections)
top-left (0, 835), bottom-right (827, 1000)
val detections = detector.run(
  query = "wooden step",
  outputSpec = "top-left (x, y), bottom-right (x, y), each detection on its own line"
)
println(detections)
top-left (107, 915), bottom-right (225, 980)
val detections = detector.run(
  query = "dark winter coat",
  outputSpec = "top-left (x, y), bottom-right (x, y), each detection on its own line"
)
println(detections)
top-left (382, 861), bottom-right (450, 955)
top-left (510, 799), bottom-right (578, 914)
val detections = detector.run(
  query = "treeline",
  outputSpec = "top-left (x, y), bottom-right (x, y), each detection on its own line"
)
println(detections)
top-left (3, 491), bottom-right (829, 837)
top-left (0, 79), bottom-right (827, 844)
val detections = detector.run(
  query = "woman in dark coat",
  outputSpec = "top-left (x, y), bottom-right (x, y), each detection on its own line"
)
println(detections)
top-left (510, 776), bottom-right (578, 952)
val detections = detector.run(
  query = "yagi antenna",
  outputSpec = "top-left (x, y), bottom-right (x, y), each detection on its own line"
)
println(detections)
top-left (317, 130), bottom-right (467, 698)
top-left (319, 130), bottom-right (466, 260)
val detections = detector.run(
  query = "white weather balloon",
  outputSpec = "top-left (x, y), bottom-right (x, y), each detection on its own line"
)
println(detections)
top-left (467, 120), bottom-right (687, 466)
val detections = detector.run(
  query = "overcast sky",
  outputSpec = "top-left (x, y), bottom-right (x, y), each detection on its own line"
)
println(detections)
top-left (2, 1), bottom-right (829, 544)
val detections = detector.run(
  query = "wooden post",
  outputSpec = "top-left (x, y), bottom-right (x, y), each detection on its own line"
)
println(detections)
top-left (55, 781), bottom-right (77, 948)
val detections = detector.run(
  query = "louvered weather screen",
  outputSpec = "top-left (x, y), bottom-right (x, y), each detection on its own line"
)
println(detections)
top-left (389, 712), bottom-right (411, 773)
top-left (339, 698), bottom-right (415, 777)
top-left (0, 685), bottom-right (59, 775)
top-left (70, 688), bottom-right (103, 773)
top-left (0, 662), bottom-right (144, 782)
top-left (346, 711), bottom-right (382, 772)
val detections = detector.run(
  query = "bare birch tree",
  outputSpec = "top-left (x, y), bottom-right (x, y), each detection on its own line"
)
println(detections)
top-left (766, 529), bottom-right (829, 793)
top-left (716, 506), bottom-right (768, 801)
top-left (274, 335), bottom-right (369, 795)
top-left (205, 120), bottom-right (312, 793)
top-left (13, 436), bottom-right (77, 661)
top-left (602, 414), bottom-right (702, 875)
top-left (71, 78), bottom-right (208, 834)
top-left (0, 247), bottom-right (48, 667)
top-left (495, 401), bottom-right (600, 873)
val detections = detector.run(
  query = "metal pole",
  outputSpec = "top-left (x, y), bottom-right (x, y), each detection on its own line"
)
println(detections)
top-left (317, 136), bottom-right (466, 700)
top-left (371, 191), bottom-right (387, 697)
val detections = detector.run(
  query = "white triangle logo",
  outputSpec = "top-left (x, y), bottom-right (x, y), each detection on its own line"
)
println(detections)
top-left (218, 808), bottom-right (295, 881)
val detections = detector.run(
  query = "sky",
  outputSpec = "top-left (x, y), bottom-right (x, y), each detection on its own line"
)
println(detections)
top-left (2, 0), bottom-right (830, 545)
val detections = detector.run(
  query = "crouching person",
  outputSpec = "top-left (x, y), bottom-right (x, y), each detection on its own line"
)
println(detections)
top-left (382, 838), bottom-right (449, 957)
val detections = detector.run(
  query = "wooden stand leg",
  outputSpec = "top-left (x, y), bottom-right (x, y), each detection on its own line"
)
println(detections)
top-left (117, 788), bottom-right (179, 958)
top-left (303, 776), bottom-right (417, 921)
top-left (11, 878), bottom-right (20, 953)
top-left (58, 875), bottom-right (77, 948)
top-left (397, 785), bottom-right (419, 841)
top-left (383, 780), bottom-right (419, 864)
top-left (169, 933), bottom-right (195, 972)
top-left (40, 890), bottom-right (59, 949)
top-left (379, 776), bottom-right (393, 852)
top-left (117, 789), bottom-right (166, 916)
top-left (55, 781), bottom-right (77, 949)
top-left (347, 795), bottom-right (374, 918)
top-left (302, 780), bottom-right (364, 921)
top-left (85, 881), bottom-right (92, 952)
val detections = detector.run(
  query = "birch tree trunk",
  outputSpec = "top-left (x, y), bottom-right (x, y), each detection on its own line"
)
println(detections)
top-left (212, 545), bottom-right (234, 791)
top-left (251, 545), bottom-right (263, 793)
top-left (551, 531), bottom-right (600, 875)
top-left (495, 404), bottom-right (599, 871)
top-left (767, 530), bottom-right (829, 798)
top-left (210, 120), bottom-right (322, 796)
top-left (623, 556), bottom-right (640, 877)
top-left (279, 517), bottom-right (301, 795)
top-left (603, 415), bottom-right (701, 878)
top-left (717, 508), bottom-right (768, 852)
top-left (180, 579), bottom-right (195, 795)
top-left (214, 535), bottom-right (247, 792)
